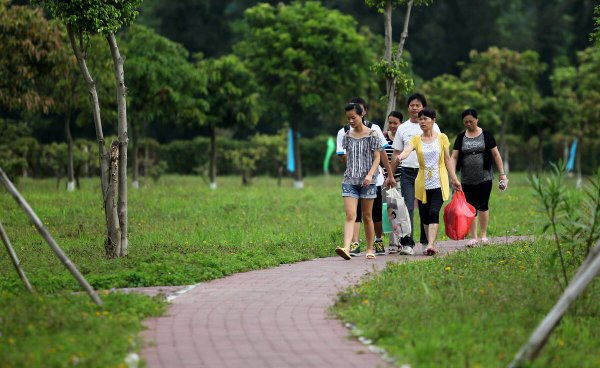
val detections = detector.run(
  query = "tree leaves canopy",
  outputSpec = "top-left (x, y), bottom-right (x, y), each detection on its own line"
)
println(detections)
top-left (234, 1), bottom-right (379, 130)
top-left (36, 0), bottom-right (143, 35)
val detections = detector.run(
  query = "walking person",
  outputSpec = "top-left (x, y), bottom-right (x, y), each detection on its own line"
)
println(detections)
top-left (336, 97), bottom-right (395, 256)
top-left (450, 108), bottom-right (508, 246)
top-left (382, 111), bottom-right (403, 254)
top-left (336, 103), bottom-right (384, 260)
top-left (393, 108), bottom-right (461, 255)
top-left (387, 93), bottom-right (440, 255)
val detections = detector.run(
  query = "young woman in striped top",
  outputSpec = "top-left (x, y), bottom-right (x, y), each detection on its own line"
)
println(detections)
top-left (335, 103), bottom-right (383, 260)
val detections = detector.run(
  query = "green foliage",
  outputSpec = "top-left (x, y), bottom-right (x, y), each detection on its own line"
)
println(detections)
top-left (364, 0), bottom-right (433, 11)
top-left (592, 5), bottom-right (600, 46)
top-left (333, 240), bottom-right (600, 367)
top-left (421, 74), bottom-right (488, 134)
top-left (0, 290), bottom-right (165, 367)
top-left (234, 1), bottom-right (379, 129)
top-left (224, 144), bottom-right (268, 185)
top-left (529, 163), bottom-right (600, 289)
top-left (371, 55), bottom-right (414, 95)
top-left (551, 47), bottom-right (600, 139)
top-left (36, 0), bottom-right (142, 36)
top-left (0, 1), bottom-right (63, 113)
top-left (0, 119), bottom-right (33, 181)
top-left (459, 47), bottom-right (546, 127)
top-left (199, 54), bottom-right (260, 130)
top-left (119, 24), bottom-right (201, 128)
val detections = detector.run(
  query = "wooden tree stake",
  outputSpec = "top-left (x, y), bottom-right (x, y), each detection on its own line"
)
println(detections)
top-left (0, 221), bottom-right (33, 292)
top-left (0, 167), bottom-right (103, 306)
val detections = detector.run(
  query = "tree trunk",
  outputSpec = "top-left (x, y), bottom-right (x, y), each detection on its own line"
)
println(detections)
top-left (82, 144), bottom-right (89, 177)
top-left (277, 164), bottom-right (283, 187)
top-left (384, 0), bottom-right (414, 131)
top-left (131, 121), bottom-right (139, 189)
top-left (107, 33), bottom-right (128, 257)
top-left (143, 143), bottom-right (150, 178)
top-left (65, 113), bottom-right (75, 191)
top-left (105, 142), bottom-right (121, 258)
top-left (292, 127), bottom-right (303, 188)
top-left (537, 128), bottom-right (544, 174)
top-left (209, 126), bottom-right (217, 190)
top-left (67, 25), bottom-right (121, 256)
top-left (383, 0), bottom-right (394, 130)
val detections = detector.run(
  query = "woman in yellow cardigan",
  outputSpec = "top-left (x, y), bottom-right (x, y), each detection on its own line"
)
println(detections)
top-left (393, 108), bottom-right (462, 255)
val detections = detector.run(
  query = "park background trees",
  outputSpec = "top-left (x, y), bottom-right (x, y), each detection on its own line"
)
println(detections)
top-left (2, 0), bottom-right (599, 187)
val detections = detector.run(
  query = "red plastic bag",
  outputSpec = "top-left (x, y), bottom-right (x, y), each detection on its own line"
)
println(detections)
top-left (443, 191), bottom-right (476, 240)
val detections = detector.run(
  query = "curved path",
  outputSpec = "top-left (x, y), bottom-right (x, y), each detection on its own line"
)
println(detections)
top-left (140, 237), bottom-right (526, 368)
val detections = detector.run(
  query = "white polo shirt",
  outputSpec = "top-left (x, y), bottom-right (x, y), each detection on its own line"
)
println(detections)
top-left (391, 119), bottom-right (441, 169)
top-left (336, 121), bottom-right (388, 186)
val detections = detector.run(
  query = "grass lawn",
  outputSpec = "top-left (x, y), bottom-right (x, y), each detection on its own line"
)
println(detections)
top-left (333, 240), bottom-right (600, 367)
top-left (0, 173), bottom-right (550, 366)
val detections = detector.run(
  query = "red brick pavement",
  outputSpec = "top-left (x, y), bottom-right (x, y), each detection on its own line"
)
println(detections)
top-left (139, 236), bottom-right (528, 368)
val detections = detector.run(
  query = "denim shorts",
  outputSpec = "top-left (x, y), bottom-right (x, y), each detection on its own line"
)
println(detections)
top-left (342, 183), bottom-right (377, 199)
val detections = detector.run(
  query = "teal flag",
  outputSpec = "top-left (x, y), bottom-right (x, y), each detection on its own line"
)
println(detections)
top-left (323, 137), bottom-right (335, 174)
top-left (287, 129), bottom-right (295, 172)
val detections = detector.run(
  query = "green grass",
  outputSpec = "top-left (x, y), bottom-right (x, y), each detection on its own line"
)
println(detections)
top-left (0, 173), bottom-right (554, 367)
top-left (0, 291), bottom-right (166, 368)
top-left (0, 174), bottom-right (543, 292)
top-left (333, 240), bottom-right (600, 367)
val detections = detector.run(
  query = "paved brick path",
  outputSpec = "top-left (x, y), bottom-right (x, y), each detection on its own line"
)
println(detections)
top-left (140, 237), bottom-right (527, 368)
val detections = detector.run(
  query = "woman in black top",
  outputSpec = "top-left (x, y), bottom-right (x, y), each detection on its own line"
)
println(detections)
top-left (450, 109), bottom-right (508, 246)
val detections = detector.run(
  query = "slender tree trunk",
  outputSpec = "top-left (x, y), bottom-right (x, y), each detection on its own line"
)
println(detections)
top-left (143, 143), bottom-right (150, 179)
top-left (131, 121), bottom-right (139, 189)
top-left (292, 127), bottom-right (303, 188)
top-left (83, 144), bottom-right (89, 177)
top-left (107, 33), bottom-right (128, 257)
top-left (209, 126), bottom-right (217, 189)
top-left (65, 113), bottom-right (75, 191)
top-left (537, 128), bottom-right (544, 174)
top-left (384, 0), bottom-right (414, 131)
top-left (383, 0), bottom-right (394, 129)
top-left (277, 164), bottom-right (283, 187)
top-left (67, 25), bottom-right (121, 257)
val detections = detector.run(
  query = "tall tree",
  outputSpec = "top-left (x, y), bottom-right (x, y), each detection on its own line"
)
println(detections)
top-left (421, 74), bottom-right (488, 136)
top-left (35, 0), bottom-right (142, 258)
top-left (234, 1), bottom-right (378, 187)
top-left (0, 1), bottom-right (61, 114)
top-left (119, 24), bottom-right (197, 189)
top-left (365, 0), bottom-right (431, 129)
top-left (460, 47), bottom-right (545, 173)
top-left (552, 47), bottom-right (600, 184)
top-left (197, 55), bottom-right (260, 189)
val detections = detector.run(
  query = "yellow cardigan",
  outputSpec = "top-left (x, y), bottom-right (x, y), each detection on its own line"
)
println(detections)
top-left (409, 133), bottom-right (450, 203)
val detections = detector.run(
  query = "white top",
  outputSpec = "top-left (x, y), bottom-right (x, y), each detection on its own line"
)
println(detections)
top-left (337, 121), bottom-right (388, 186)
top-left (392, 119), bottom-right (441, 169)
top-left (422, 138), bottom-right (441, 189)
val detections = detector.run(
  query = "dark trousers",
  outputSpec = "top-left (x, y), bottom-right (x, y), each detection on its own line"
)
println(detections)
top-left (399, 167), bottom-right (428, 246)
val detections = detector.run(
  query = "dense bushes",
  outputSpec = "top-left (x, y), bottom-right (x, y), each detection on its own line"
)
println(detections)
top-left (4, 133), bottom-right (600, 181)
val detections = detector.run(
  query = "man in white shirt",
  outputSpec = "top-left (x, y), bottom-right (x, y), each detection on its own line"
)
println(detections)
top-left (337, 97), bottom-right (396, 256)
top-left (387, 93), bottom-right (439, 255)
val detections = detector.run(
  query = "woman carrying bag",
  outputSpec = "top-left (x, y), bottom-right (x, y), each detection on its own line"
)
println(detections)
top-left (393, 109), bottom-right (462, 255)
